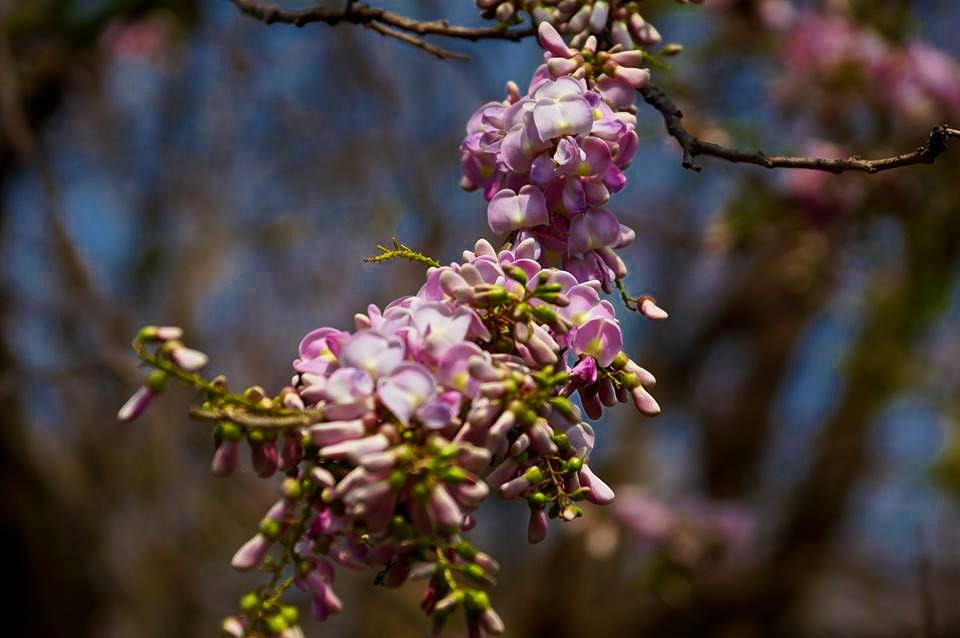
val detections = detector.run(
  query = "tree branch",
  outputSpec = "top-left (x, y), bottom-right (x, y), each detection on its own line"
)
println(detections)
top-left (228, 0), bottom-right (534, 60)
top-left (640, 84), bottom-right (959, 174)
top-left (231, 2), bottom-right (959, 172)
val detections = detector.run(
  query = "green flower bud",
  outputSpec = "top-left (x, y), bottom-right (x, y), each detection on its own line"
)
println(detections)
top-left (280, 605), bottom-right (299, 625)
top-left (504, 265), bottom-right (528, 285)
top-left (535, 282), bottom-right (563, 294)
top-left (528, 491), bottom-right (549, 508)
top-left (662, 43), bottom-right (684, 56)
top-left (548, 397), bottom-right (578, 422)
top-left (464, 589), bottom-right (490, 612)
top-left (265, 613), bottom-right (287, 635)
top-left (453, 540), bottom-right (478, 560)
top-left (438, 443), bottom-right (460, 460)
top-left (611, 351), bottom-right (630, 370)
top-left (530, 305), bottom-right (559, 325)
top-left (533, 290), bottom-right (563, 304)
top-left (388, 469), bottom-right (407, 490)
top-left (523, 466), bottom-right (543, 484)
top-left (248, 429), bottom-right (265, 444)
top-left (551, 432), bottom-right (572, 453)
top-left (146, 370), bottom-right (168, 393)
top-left (238, 592), bottom-right (259, 613)
top-left (476, 287), bottom-right (510, 306)
top-left (282, 477), bottom-right (302, 500)
top-left (439, 466), bottom-right (468, 483)
top-left (515, 406), bottom-right (537, 428)
top-left (394, 445), bottom-right (414, 464)
top-left (512, 302), bottom-right (531, 322)
top-left (411, 482), bottom-right (429, 499)
top-left (619, 372), bottom-right (642, 389)
top-left (463, 563), bottom-right (486, 582)
top-left (564, 457), bottom-right (584, 473)
top-left (259, 518), bottom-right (282, 539)
top-left (243, 385), bottom-right (266, 402)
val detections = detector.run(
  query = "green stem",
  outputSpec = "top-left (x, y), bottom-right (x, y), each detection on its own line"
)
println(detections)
top-left (363, 237), bottom-right (440, 268)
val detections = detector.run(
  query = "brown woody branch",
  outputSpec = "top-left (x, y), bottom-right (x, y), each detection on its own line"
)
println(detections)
top-left (640, 84), bottom-right (959, 173)
top-left (228, 0), bottom-right (534, 60)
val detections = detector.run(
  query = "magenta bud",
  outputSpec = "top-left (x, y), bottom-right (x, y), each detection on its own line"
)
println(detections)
top-left (612, 65), bottom-right (651, 89)
top-left (308, 419), bottom-right (366, 446)
top-left (117, 386), bottom-right (154, 423)
top-left (486, 457), bottom-right (519, 488)
top-left (211, 440), bottom-right (239, 476)
top-left (629, 13), bottom-right (661, 45)
top-left (310, 466), bottom-right (335, 488)
top-left (598, 377), bottom-right (617, 407)
top-left (279, 434), bottom-right (303, 470)
top-left (429, 484), bottom-right (464, 531)
top-left (588, 1), bottom-right (610, 33)
top-left (579, 464), bottom-right (615, 505)
top-left (631, 386), bottom-right (661, 416)
top-left (320, 433), bottom-right (390, 462)
top-left (251, 440), bottom-right (278, 478)
top-left (537, 21), bottom-right (572, 58)
top-left (547, 57), bottom-right (580, 77)
top-left (527, 508), bottom-right (549, 544)
top-left (440, 270), bottom-right (470, 297)
top-left (231, 533), bottom-right (272, 571)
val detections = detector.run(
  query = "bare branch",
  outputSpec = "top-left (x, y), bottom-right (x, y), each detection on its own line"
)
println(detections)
top-left (640, 84), bottom-right (959, 174)
top-left (362, 21), bottom-right (467, 61)
top-left (228, 0), bottom-right (534, 60)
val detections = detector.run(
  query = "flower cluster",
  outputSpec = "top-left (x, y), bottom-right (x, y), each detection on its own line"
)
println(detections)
top-left (768, 8), bottom-right (960, 122)
top-left (120, 235), bottom-right (661, 638)
top-left (477, 1), bottom-right (682, 52)
top-left (118, 10), bottom-right (675, 638)
top-left (461, 22), bottom-right (657, 292)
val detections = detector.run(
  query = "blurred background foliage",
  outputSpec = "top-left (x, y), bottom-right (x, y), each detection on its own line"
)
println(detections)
top-left (2, 1), bottom-right (959, 636)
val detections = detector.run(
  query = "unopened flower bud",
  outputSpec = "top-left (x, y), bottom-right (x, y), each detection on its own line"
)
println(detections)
top-left (169, 343), bottom-right (209, 372)
top-left (640, 297), bottom-right (669, 320)
top-left (527, 507), bottom-right (549, 543)
top-left (117, 385), bottom-right (155, 423)
top-left (631, 386), bottom-right (661, 416)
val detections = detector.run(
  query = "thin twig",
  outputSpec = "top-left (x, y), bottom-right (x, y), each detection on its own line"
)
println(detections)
top-left (363, 21), bottom-right (467, 61)
top-left (640, 84), bottom-right (959, 174)
top-left (615, 279), bottom-right (653, 313)
top-left (363, 237), bottom-right (441, 268)
top-left (228, 0), bottom-right (533, 60)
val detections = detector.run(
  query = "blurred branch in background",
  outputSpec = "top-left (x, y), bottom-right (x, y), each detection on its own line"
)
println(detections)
top-left (640, 84), bottom-right (960, 173)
